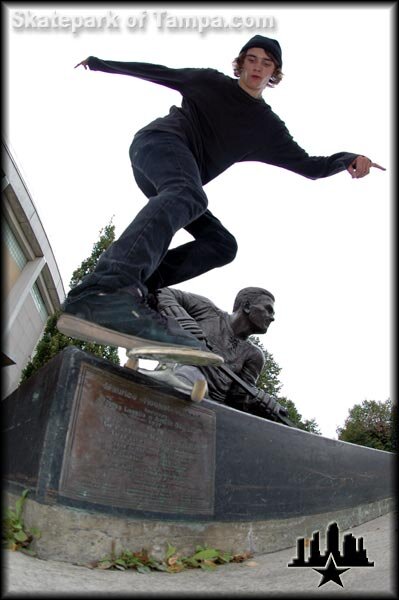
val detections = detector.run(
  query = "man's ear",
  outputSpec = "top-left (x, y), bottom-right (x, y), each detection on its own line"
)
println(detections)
top-left (243, 301), bottom-right (251, 315)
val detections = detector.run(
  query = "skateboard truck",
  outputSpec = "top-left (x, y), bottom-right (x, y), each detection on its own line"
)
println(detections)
top-left (124, 349), bottom-right (211, 402)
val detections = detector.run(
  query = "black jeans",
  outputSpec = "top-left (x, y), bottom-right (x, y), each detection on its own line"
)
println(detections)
top-left (68, 130), bottom-right (237, 300)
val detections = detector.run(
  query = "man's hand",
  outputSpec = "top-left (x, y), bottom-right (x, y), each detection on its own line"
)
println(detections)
top-left (74, 58), bottom-right (90, 70)
top-left (347, 155), bottom-right (386, 179)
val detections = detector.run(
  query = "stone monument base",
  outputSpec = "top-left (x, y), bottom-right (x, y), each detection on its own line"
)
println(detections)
top-left (4, 491), bottom-right (393, 565)
top-left (2, 347), bottom-right (394, 564)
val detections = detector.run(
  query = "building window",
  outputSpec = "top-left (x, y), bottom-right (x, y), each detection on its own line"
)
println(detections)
top-left (31, 283), bottom-right (48, 322)
top-left (3, 220), bottom-right (27, 270)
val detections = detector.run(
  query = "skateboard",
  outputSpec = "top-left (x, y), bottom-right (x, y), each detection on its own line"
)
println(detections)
top-left (124, 350), bottom-right (208, 402)
top-left (57, 313), bottom-right (223, 368)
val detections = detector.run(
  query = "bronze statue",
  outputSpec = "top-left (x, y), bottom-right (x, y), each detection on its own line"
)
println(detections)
top-left (141, 287), bottom-right (290, 423)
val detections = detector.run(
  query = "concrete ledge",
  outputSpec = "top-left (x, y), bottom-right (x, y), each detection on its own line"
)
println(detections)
top-left (3, 348), bottom-right (394, 566)
top-left (5, 491), bottom-right (394, 565)
top-left (3, 348), bottom-right (394, 521)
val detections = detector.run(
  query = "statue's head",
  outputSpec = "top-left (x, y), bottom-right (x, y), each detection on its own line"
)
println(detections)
top-left (233, 287), bottom-right (275, 335)
top-left (233, 287), bottom-right (274, 311)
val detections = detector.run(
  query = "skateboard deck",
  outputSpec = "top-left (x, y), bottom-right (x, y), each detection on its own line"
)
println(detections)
top-left (57, 313), bottom-right (223, 367)
top-left (126, 345), bottom-right (223, 366)
top-left (124, 356), bottom-right (208, 402)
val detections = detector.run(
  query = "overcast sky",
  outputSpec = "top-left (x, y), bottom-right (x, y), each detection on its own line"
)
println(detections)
top-left (4, 3), bottom-right (393, 439)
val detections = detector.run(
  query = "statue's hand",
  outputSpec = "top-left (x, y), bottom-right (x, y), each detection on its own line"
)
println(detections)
top-left (253, 389), bottom-right (288, 420)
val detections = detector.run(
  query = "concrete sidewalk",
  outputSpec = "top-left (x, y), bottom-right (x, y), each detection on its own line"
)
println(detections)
top-left (3, 512), bottom-right (397, 596)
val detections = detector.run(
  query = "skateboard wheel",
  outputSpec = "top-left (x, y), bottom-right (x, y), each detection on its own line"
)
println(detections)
top-left (191, 379), bottom-right (207, 402)
top-left (125, 357), bottom-right (139, 370)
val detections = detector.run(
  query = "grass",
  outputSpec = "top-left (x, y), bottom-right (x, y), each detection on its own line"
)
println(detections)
top-left (2, 490), bottom-right (41, 556)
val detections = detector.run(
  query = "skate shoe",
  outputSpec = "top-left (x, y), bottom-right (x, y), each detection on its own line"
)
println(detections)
top-left (57, 286), bottom-right (208, 352)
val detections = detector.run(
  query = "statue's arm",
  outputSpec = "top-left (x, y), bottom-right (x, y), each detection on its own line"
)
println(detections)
top-left (226, 347), bottom-right (265, 407)
top-left (156, 287), bottom-right (215, 340)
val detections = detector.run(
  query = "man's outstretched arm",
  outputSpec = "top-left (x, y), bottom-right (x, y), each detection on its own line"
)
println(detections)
top-left (74, 56), bottom-right (198, 93)
top-left (260, 114), bottom-right (386, 180)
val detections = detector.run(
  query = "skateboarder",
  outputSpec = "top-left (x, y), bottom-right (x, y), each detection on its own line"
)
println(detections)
top-left (61, 35), bottom-right (385, 356)
top-left (141, 286), bottom-right (288, 421)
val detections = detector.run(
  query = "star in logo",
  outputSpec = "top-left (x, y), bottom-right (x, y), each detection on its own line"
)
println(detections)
top-left (313, 553), bottom-right (350, 587)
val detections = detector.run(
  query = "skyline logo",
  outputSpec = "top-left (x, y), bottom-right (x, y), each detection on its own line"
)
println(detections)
top-left (288, 522), bottom-right (374, 587)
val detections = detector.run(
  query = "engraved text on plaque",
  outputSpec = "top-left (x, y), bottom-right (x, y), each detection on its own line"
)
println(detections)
top-left (59, 363), bottom-right (216, 515)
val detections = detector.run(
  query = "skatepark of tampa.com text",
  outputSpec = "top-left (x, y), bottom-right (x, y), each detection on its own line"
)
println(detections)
top-left (11, 9), bottom-right (276, 36)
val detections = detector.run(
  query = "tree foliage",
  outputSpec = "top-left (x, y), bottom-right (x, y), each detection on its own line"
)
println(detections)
top-left (336, 398), bottom-right (395, 451)
top-left (250, 336), bottom-right (283, 397)
top-left (69, 220), bottom-right (116, 289)
top-left (278, 396), bottom-right (321, 434)
top-left (250, 336), bottom-right (321, 434)
top-left (21, 220), bottom-right (120, 382)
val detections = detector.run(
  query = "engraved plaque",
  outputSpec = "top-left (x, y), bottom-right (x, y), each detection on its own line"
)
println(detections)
top-left (59, 363), bottom-right (216, 515)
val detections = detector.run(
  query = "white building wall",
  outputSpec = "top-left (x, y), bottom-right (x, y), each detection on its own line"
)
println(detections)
top-left (2, 139), bottom-right (66, 398)
top-left (3, 295), bottom-right (48, 398)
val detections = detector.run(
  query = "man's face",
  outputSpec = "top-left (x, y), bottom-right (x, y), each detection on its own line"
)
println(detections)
top-left (247, 296), bottom-right (275, 334)
top-left (239, 47), bottom-right (276, 97)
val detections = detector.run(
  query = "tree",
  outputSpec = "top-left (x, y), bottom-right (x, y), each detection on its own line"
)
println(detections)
top-left (68, 220), bottom-right (116, 289)
top-left (277, 397), bottom-right (321, 434)
top-left (21, 220), bottom-right (120, 382)
top-left (336, 398), bottom-right (395, 451)
top-left (250, 336), bottom-right (282, 396)
top-left (250, 336), bottom-right (321, 434)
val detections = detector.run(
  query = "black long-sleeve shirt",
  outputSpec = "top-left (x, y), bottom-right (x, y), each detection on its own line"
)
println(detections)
top-left (87, 56), bottom-right (359, 185)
